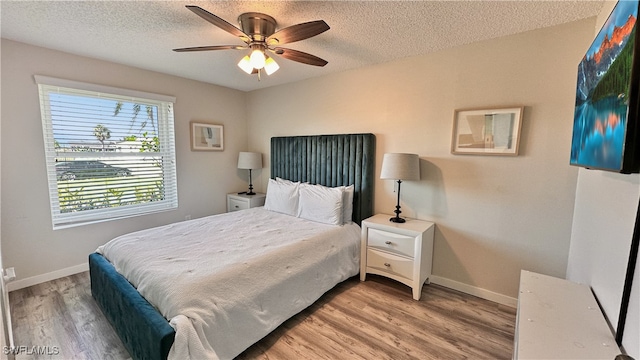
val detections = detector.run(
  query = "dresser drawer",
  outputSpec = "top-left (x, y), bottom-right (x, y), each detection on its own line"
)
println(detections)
top-left (366, 249), bottom-right (413, 280)
top-left (368, 228), bottom-right (415, 258)
top-left (228, 198), bottom-right (249, 212)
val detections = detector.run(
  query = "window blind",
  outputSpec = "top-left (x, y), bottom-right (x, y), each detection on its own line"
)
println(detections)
top-left (36, 76), bottom-right (178, 229)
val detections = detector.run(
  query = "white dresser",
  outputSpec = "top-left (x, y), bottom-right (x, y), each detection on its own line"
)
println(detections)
top-left (226, 192), bottom-right (266, 212)
top-left (514, 270), bottom-right (620, 359)
top-left (360, 214), bottom-right (435, 300)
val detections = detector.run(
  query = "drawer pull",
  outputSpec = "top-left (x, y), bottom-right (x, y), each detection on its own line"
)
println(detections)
top-left (385, 241), bottom-right (392, 245)
top-left (384, 263), bottom-right (391, 267)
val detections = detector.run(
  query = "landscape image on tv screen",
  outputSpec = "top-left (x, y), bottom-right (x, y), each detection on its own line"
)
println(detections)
top-left (571, 0), bottom-right (638, 172)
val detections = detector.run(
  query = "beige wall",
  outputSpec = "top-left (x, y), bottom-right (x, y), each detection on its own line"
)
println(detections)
top-left (1, 39), bottom-right (248, 284)
top-left (247, 18), bottom-right (595, 302)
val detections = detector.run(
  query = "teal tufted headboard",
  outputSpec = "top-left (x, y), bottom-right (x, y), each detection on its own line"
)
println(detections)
top-left (270, 133), bottom-right (376, 225)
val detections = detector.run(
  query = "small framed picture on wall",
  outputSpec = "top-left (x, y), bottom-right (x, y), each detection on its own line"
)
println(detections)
top-left (451, 106), bottom-right (524, 156)
top-left (190, 122), bottom-right (224, 151)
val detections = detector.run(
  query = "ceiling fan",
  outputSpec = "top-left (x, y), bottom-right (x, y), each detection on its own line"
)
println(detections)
top-left (173, 5), bottom-right (330, 78)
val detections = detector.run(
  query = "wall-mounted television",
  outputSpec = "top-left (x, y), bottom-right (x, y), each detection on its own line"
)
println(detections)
top-left (571, 0), bottom-right (640, 174)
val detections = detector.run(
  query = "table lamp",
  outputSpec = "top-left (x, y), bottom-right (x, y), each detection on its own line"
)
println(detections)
top-left (237, 152), bottom-right (262, 195)
top-left (380, 153), bottom-right (420, 223)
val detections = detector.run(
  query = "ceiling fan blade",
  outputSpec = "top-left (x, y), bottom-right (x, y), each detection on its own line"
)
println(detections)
top-left (173, 45), bottom-right (246, 52)
top-left (186, 5), bottom-right (249, 40)
top-left (267, 20), bottom-right (329, 45)
top-left (273, 47), bottom-right (328, 67)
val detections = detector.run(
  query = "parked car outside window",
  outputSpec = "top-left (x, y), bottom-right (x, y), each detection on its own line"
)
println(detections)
top-left (55, 160), bottom-right (131, 180)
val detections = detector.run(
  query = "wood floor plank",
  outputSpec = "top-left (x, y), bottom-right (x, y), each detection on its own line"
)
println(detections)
top-left (327, 295), bottom-right (467, 359)
top-left (57, 273), bottom-right (130, 360)
top-left (11, 272), bottom-right (516, 359)
top-left (326, 282), bottom-right (478, 359)
top-left (281, 309), bottom-right (370, 360)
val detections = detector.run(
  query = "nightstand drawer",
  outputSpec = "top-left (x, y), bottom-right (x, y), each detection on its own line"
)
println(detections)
top-left (368, 228), bottom-right (415, 258)
top-left (228, 198), bottom-right (249, 212)
top-left (366, 249), bottom-right (413, 280)
top-left (227, 193), bottom-right (266, 213)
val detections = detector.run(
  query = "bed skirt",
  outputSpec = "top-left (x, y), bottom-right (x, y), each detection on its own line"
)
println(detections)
top-left (89, 252), bottom-right (175, 360)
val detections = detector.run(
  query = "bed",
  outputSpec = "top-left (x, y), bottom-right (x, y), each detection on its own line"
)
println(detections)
top-left (89, 133), bottom-right (376, 360)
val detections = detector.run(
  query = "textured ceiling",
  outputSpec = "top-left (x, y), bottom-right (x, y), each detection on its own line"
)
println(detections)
top-left (1, 1), bottom-right (604, 92)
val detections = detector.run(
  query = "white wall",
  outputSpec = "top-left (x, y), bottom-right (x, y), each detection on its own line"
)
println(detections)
top-left (246, 18), bottom-right (595, 304)
top-left (566, 1), bottom-right (640, 357)
top-left (0, 39), bottom-right (249, 287)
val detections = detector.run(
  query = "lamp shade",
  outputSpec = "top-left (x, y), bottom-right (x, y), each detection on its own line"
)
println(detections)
top-left (237, 55), bottom-right (253, 74)
top-left (380, 153), bottom-right (420, 180)
top-left (264, 56), bottom-right (280, 75)
top-left (249, 49), bottom-right (266, 69)
top-left (237, 152), bottom-right (262, 170)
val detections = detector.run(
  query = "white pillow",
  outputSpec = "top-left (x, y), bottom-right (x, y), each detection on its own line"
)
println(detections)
top-left (276, 177), bottom-right (297, 185)
top-left (341, 185), bottom-right (354, 224)
top-left (297, 183), bottom-right (344, 225)
top-left (264, 178), bottom-right (299, 216)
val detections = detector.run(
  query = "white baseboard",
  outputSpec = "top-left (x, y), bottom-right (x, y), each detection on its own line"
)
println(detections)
top-left (7, 263), bottom-right (89, 292)
top-left (430, 275), bottom-right (518, 308)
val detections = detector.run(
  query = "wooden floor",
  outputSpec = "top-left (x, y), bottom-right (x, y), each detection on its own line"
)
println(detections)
top-left (10, 272), bottom-right (516, 360)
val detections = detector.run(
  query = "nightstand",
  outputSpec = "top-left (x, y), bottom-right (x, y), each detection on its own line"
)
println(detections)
top-left (226, 192), bottom-right (266, 212)
top-left (360, 214), bottom-right (435, 300)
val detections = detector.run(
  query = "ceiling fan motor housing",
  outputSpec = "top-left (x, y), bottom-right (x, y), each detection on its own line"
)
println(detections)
top-left (238, 12), bottom-right (277, 42)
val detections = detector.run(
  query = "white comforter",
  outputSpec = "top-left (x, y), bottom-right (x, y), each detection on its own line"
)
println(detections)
top-left (97, 207), bottom-right (361, 360)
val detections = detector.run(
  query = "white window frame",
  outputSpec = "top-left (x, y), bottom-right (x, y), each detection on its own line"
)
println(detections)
top-left (35, 75), bottom-right (178, 229)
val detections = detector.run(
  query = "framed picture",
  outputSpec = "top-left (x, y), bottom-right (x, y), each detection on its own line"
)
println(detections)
top-left (451, 106), bottom-right (524, 156)
top-left (190, 122), bottom-right (223, 151)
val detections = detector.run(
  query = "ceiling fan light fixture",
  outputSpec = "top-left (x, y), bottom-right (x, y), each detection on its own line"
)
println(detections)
top-left (176, 6), bottom-right (330, 79)
top-left (264, 56), bottom-right (279, 75)
top-left (237, 55), bottom-right (253, 74)
top-left (249, 49), bottom-right (266, 69)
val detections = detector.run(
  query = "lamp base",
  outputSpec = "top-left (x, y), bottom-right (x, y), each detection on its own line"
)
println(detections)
top-left (390, 186), bottom-right (405, 223)
top-left (389, 216), bottom-right (406, 223)
top-left (246, 169), bottom-right (256, 196)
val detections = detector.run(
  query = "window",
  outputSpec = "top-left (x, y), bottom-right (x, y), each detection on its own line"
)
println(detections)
top-left (36, 76), bottom-right (178, 229)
